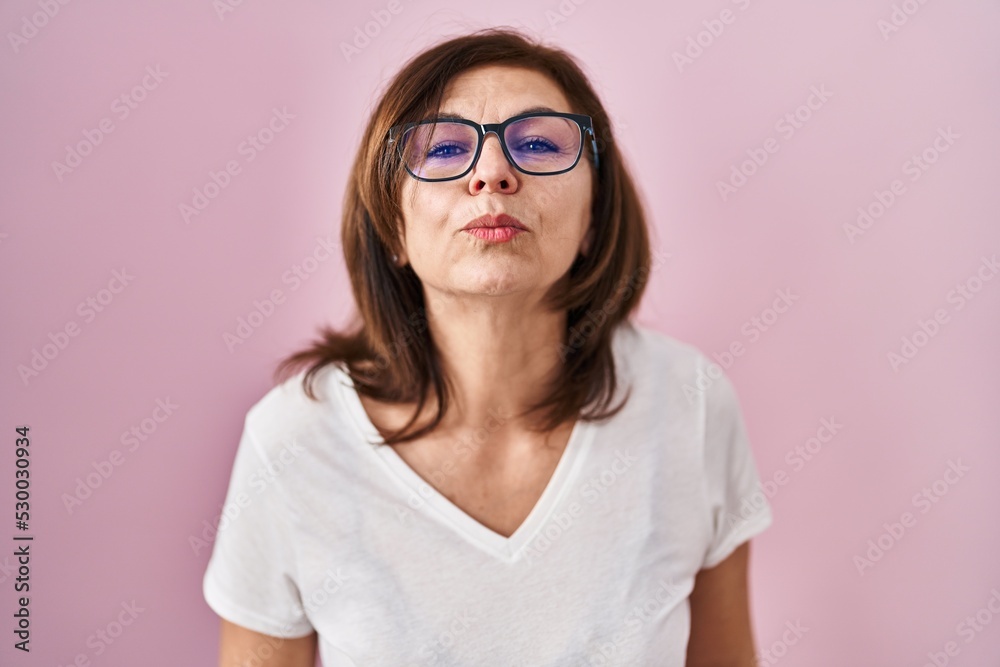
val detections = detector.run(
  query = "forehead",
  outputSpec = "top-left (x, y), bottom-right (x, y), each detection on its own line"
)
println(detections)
top-left (438, 65), bottom-right (574, 121)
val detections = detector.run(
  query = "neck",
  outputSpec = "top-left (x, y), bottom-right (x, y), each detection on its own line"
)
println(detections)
top-left (420, 290), bottom-right (567, 434)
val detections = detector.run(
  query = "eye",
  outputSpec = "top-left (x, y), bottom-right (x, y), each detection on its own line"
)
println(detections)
top-left (516, 136), bottom-right (559, 153)
top-left (426, 142), bottom-right (469, 159)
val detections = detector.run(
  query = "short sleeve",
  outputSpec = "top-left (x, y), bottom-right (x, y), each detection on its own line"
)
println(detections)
top-left (202, 417), bottom-right (314, 637)
top-left (699, 360), bottom-right (774, 569)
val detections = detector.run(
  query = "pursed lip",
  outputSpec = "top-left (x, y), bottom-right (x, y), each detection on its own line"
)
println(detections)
top-left (461, 213), bottom-right (528, 231)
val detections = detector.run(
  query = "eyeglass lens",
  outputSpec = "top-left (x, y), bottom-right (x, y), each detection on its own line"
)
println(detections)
top-left (398, 116), bottom-right (584, 180)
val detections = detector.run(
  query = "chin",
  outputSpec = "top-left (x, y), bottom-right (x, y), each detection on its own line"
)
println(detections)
top-left (469, 280), bottom-right (523, 296)
top-left (458, 270), bottom-right (530, 296)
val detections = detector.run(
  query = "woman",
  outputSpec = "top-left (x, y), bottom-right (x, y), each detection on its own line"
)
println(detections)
top-left (202, 27), bottom-right (773, 667)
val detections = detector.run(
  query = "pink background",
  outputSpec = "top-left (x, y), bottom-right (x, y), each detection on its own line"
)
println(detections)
top-left (2, 0), bottom-right (999, 665)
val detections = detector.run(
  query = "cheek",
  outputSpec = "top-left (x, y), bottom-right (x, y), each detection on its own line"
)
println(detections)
top-left (397, 188), bottom-right (428, 245)
top-left (400, 194), bottom-right (455, 258)
top-left (555, 176), bottom-right (593, 232)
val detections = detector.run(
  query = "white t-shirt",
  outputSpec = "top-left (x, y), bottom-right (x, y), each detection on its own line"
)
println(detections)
top-left (202, 321), bottom-right (773, 666)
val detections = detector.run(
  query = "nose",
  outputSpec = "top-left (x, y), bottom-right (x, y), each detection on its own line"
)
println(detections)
top-left (468, 130), bottom-right (518, 194)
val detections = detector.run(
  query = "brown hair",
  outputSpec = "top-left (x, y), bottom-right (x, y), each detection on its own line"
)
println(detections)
top-left (273, 27), bottom-right (652, 445)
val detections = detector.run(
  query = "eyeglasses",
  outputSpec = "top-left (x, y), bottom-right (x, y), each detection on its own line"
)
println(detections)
top-left (387, 111), bottom-right (599, 182)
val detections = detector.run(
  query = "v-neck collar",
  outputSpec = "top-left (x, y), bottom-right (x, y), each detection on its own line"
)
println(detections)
top-left (331, 365), bottom-right (596, 563)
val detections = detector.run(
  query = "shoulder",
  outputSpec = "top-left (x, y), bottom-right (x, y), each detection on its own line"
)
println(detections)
top-left (615, 322), bottom-right (740, 417)
top-left (616, 321), bottom-right (714, 385)
top-left (241, 363), bottom-right (347, 463)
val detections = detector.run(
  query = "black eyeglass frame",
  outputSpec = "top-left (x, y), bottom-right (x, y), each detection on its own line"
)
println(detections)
top-left (387, 111), bottom-right (600, 182)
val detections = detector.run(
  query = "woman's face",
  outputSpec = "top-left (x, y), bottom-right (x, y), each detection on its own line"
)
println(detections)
top-left (395, 64), bottom-right (595, 301)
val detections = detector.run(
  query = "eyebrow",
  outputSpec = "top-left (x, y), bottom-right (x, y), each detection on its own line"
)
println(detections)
top-left (432, 105), bottom-right (559, 121)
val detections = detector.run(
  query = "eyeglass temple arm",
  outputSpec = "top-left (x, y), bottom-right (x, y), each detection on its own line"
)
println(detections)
top-left (587, 127), bottom-right (600, 169)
